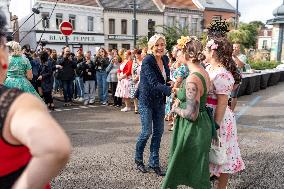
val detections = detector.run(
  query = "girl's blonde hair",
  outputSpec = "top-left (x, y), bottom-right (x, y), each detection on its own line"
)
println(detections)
top-left (6, 41), bottom-right (22, 56)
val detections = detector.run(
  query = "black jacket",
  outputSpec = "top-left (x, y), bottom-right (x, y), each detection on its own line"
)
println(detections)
top-left (94, 56), bottom-right (109, 71)
top-left (39, 61), bottom-right (54, 92)
top-left (57, 57), bottom-right (77, 81)
top-left (79, 60), bottom-right (96, 82)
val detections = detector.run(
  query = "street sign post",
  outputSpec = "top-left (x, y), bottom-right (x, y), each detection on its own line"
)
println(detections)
top-left (59, 21), bottom-right (73, 47)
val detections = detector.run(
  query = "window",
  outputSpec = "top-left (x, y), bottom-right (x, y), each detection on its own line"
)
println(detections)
top-left (109, 19), bottom-right (115, 34)
top-left (41, 12), bottom-right (50, 28)
top-left (69, 14), bottom-right (76, 30)
top-left (179, 17), bottom-right (188, 29)
top-left (121, 19), bottom-right (127, 34)
top-left (212, 15), bottom-right (222, 22)
top-left (56, 13), bottom-right (63, 29)
top-left (168, 16), bottom-right (175, 27)
top-left (109, 44), bottom-right (118, 50)
top-left (122, 44), bottom-right (130, 50)
top-left (191, 18), bottom-right (198, 35)
top-left (133, 20), bottom-right (138, 35)
top-left (262, 40), bottom-right (268, 49)
top-left (88, 16), bottom-right (94, 31)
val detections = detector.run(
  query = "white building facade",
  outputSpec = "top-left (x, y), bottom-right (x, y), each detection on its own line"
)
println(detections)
top-left (99, 0), bottom-right (164, 50)
top-left (20, 0), bottom-right (104, 53)
top-left (103, 10), bottom-right (164, 50)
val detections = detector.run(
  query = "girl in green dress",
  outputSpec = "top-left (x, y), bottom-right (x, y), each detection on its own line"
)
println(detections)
top-left (4, 41), bottom-right (40, 98)
top-left (161, 37), bottom-right (213, 189)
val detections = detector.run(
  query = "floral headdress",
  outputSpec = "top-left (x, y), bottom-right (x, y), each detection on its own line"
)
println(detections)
top-left (176, 36), bottom-right (198, 50)
top-left (207, 20), bottom-right (229, 38)
top-left (206, 39), bottom-right (218, 50)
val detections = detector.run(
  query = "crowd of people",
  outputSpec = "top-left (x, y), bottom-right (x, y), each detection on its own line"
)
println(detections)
top-left (3, 40), bottom-right (151, 113)
top-left (0, 5), bottom-right (249, 188)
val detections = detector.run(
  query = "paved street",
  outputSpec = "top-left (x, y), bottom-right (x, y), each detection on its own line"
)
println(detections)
top-left (50, 82), bottom-right (284, 189)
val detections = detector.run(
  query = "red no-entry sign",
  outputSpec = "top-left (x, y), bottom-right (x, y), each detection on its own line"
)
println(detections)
top-left (59, 21), bottom-right (73, 36)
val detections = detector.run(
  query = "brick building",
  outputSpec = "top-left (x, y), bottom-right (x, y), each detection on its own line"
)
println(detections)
top-left (153, 0), bottom-right (203, 37)
top-left (194, 0), bottom-right (237, 28)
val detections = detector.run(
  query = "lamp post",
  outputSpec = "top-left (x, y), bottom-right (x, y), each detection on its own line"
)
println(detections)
top-left (235, 0), bottom-right (239, 29)
top-left (129, 0), bottom-right (139, 49)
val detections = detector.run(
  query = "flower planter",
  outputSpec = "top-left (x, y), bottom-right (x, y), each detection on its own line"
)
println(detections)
top-left (245, 76), bottom-right (256, 95)
top-left (253, 75), bottom-right (261, 92)
top-left (260, 73), bottom-right (271, 89)
top-left (279, 70), bottom-right (284, 82)
top-left (268, 71), bottom-right (281, 86)
top-left (238, 77), bottom-right (248, 97)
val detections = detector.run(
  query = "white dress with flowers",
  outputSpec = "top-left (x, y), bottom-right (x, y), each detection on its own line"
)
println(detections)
top-left (206, 65), bottom-right (245, 176)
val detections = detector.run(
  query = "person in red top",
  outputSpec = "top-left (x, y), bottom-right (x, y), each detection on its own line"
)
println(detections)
top-left (115, 50), bottom-right (133, 112)
top-left (0, 11), bottom-right (71, 189)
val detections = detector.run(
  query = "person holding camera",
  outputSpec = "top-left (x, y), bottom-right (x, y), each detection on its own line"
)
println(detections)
top-left (57, 47), bottom-right (77, 106)
top-left (94, 48), bottom-right (110, 105)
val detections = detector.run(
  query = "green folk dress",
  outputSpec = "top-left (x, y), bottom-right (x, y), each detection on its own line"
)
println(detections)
top-left (4, 55), bottom-right (40, 98)
top-left (161, 72), bottom-right (212, 189)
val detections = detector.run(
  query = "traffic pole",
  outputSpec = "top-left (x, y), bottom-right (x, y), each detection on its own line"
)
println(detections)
top-left (65, 36), bottom-right (69, 47)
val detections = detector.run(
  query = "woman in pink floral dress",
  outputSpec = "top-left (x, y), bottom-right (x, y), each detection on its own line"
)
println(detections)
top-left (204, 38), bottom-right (245, 189)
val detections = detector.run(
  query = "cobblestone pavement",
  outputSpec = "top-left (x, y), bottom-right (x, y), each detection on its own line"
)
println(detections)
top-left (50, 83), bottom-right (284, 189)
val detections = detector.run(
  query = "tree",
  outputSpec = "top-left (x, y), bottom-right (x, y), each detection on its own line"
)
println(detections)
top-left (227, 22), bottom-right (260, 49)
top-left (156, 24), bottom-right (190, 51)
top-left (137, 36), bottom-right (148, 49)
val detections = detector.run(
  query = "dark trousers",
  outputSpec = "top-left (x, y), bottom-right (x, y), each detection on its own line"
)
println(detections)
top-left (43, 91), bottom-right (53, 104)
top-left (110, 82), bottom-right (122, 106)
top-left (62, 80), bottom-right (73, 102)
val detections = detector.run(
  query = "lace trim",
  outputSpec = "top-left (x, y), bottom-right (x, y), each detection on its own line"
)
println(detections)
top-left (0, 86), bottom-right (23, 132)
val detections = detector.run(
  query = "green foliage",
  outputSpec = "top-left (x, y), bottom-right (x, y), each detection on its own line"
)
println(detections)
top-left (157, 24), bottom-right (190, 51)
top-left (227, 22), bottom-right (261, 49)
top-left (248, 60), bottom-right (280, 70)
top-left (249, 21), bottom-right (265, 29)
top-left (137, 36), bottom-right (148, 49)
top-left (201, 32), bottom-right (208, 47)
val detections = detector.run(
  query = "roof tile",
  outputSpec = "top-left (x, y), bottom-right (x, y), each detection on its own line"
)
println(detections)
top-left (40, 0), bottom-right (98, 7)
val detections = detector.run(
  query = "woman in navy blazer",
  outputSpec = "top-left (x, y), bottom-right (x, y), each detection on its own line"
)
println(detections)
top-left (135, 34), bottom-right (173, 176)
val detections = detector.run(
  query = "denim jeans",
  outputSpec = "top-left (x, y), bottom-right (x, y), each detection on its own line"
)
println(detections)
top-left (75, 77), bottom-right (84, 98)
top-left (53, 78), bottom-right (62, 92)
top-left (135, 102), bottom-right (165, 167)
top-left (96, 71), bottom-right (108, 103)
top-left (62, 80), bottom-right (73, 102)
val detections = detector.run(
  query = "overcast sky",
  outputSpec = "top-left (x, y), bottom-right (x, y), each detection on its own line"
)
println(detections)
top-left (9, 0), bottom-right (283, 23)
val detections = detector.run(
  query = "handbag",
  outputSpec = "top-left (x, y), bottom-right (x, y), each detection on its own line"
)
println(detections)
top-left (209, 137), bottom-right (228, 165)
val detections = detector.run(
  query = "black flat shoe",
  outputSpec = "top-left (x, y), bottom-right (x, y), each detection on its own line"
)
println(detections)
top-left (149, 166), bottom-right (165, 176)
top-left (135, 160), bottom-right (147, 173)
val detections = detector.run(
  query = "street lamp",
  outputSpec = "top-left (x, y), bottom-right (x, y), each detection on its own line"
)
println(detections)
top-left (235, 0), bottom-right (239, 29)
top-left (129, 0), bottom-right (139, 49)
top-left (12, 8), bottom-right (41, 37)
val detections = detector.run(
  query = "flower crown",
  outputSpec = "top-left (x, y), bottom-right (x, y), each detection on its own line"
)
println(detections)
top-left (207, 20), bottom-right (229, 37)
top-left (206, 39), bottom-right (218, 50)
top-left (176, 36), bottom-right (198, 50)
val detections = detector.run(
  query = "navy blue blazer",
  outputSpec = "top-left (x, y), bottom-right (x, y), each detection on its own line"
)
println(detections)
top-left (135, 54), bottom-right (171, 107)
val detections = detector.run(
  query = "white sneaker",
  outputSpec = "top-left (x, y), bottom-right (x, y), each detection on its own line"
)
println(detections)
top-left (74, 97), bottom-right (79, 101)
top-left (121, 107), bottom-right (131, 112)
top-left (89, 99), bottom-right (95, 104)
top-left (78, 97), bottom-right (84, 102)
top-left (84, 101), bottom-right (89, 105)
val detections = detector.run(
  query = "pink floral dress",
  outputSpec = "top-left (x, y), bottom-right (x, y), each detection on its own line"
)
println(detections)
top-left (206, 65), bottom-right (245, 176)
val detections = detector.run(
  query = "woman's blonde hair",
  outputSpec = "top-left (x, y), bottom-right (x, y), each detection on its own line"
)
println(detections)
top-left (147, 34), bottom-right (166, 55)
top-left (6, 41), bottom-right (22, 56)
